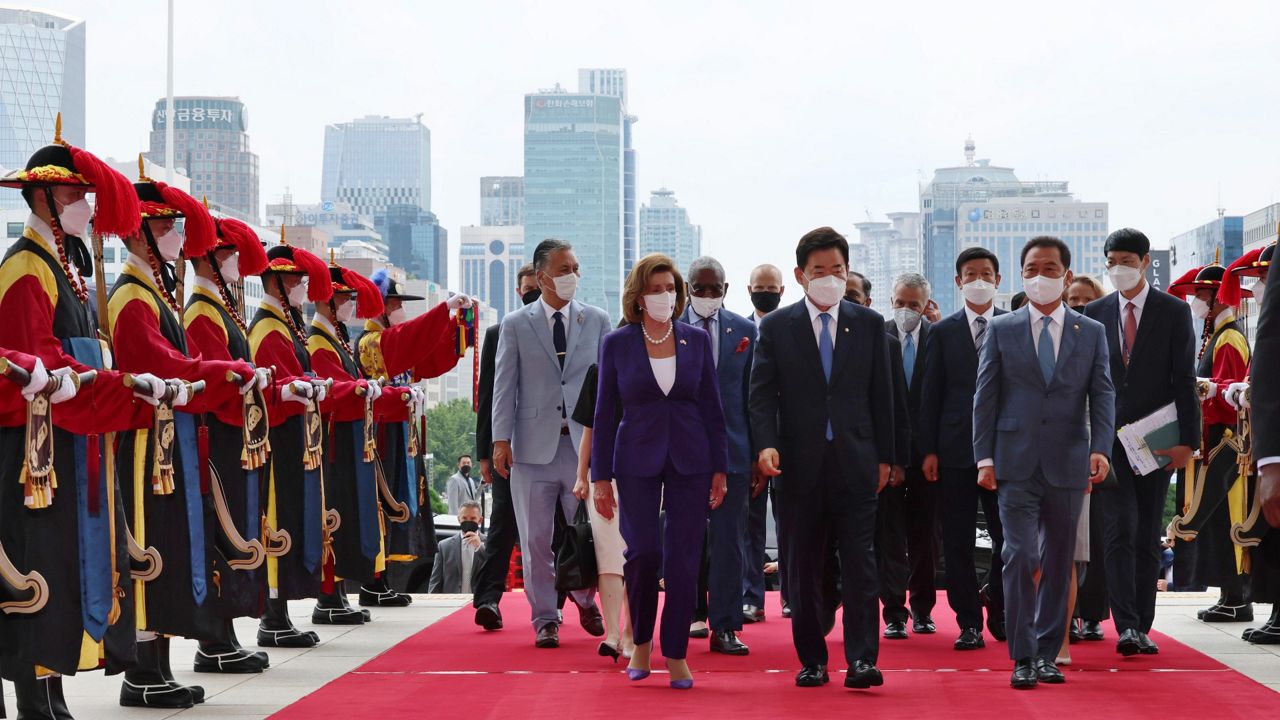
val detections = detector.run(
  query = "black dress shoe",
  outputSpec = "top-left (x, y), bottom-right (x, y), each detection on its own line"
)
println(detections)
top-left (475, 602), bottom-right (503, 631)
top-left (1201, 603), bottom-right (1253, 622)
top-left (912, 615), bottom-right (936, 634)
top-left (845, 660), bottom-right (884, 689)
top-left (781, 604), bottom-right (792, 619)
top-left (1069, 618), bottom-right (1083, 644)
top-left (1033, 657), bottom-right (1064, 684)
top-left (1010, 658), bottom-right (1038, 690)
top-left (1082, 620), bottom-right (1105, 641)
top-left (987, 614), bottom-right (1007, 642)
top-left (1116, 628), bottom-right (1141, 656)
top-left (883, 621), bottom-right (908, 640)
top-left (954, 627), bottom-right (985, 650)
top-left (578, 604), bottom-right (606, 637)
top-left (1137, 632), bottom-right (1159, 655)
top-left (535, 622), bottom-right (560, 649)
top-left (742, 605), bottom-right (764, 624)
top-left (795, 665), bottom-right (829, 687)
top-left (710, 629), bottom-right (750, 655)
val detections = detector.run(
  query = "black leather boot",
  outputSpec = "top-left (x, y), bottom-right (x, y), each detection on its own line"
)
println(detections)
top-left (120, 639), bottom-right (194, 709)
top-left (257, 598), bottom-right (319, 647)
top-left (226, 619), bottom-right (270, 666)
top-left (195, 619), bottom-right (268, 674)
top-left (312, 589), bottom-right (367, 625)
top-left (155, 636), bottom-right (205, 703)
top-left (359, 577), bottom-right (411, 607)
top-left (14, 669), bottom-right (73, 720)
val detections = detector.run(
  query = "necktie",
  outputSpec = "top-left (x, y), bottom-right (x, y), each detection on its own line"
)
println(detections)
top-left (973, 315), bottom-right (988, 350)
top-left (552, 311), bottom-right (567, 369)
top-left (1038, 316), bottom-right (1056, 385)
top-left (819, 313), bottom-right (834, 441)
top-left (1122, 302), bottom-right (1138, 367)
top-left (903, 332), bottom-right (916, 389)
top-left (702, 316), bottom-right (718, 367)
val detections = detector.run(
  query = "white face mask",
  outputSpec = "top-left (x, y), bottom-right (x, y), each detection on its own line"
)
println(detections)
top-left (805, 274), bottom-right (845, 308)
top-left (336, 299), bottom-right (355, 324)
top-left (1252, 280), bottom-right (1266, 304)
top-left (894, 307), bottom-right (923, 334)
top-left (218, 254), bottom-right (240, 283)
top-left (286, 278), bottom-right (308, 308)
top-left (155, 229), bottom-right (183, 262)
top-left (642, 291), bottom-right (676, 323)
top-left (551, 271), bottom-right (578, 302)
top-left (1107, 264), bottom-right (1143, 293)
top-left (387, 307), bottom-right (407, 325)
top-left (1022, 274), bottom-right (1065, 306)
top-left (961, 279), bottom-right (997, 306)
top-left (689, 294), bottom-right (723, 318)
top-left (1188, 296), bottom-right (1211, 320)
top-left (55, 197), bottom-right (92, 238)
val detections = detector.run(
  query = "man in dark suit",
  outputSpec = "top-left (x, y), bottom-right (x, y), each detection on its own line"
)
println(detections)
top-left (430, 502), bottom-right (486, 594)
top-left (471, 265), bottom-right (540, 630)
top-left (1084, 228), bottom-right (1198, 657)
top-left (1251, 253), bottom-right (1280, 641)
top-left (878, 272), bottom-right (937, 639)
top-left (919, 247), bottom-right (1008, 650)
top-left (682, 256), bottom-right (756, 655)
top-left (751, 227), bottom-right (894, 690)
top-left (973, 236), bottom-right (1115, 689)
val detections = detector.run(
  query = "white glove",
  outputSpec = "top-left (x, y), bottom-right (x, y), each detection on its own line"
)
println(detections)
top-left (1224, 381), bottom-right (1251, 411)
top-left (239, 367), bottom-right (271, 395)
top-left (365, 381), bottom-right (382, 403)
top-left (410, 385), bottom-right (426, 414)
top-left (131, 372), bottom-right (166, 406)
top-left (446, 292), bottom-right (473, 311)
top-left (19, 357), bottom-right (49, 401)
top-left (47, 367), bottom-right (79, 404)
top-left (1197, 377), bottom-right (1217, 399)
top-left (282, 381), bottom-right (312, 405)
top-left (171, 382), bottom-right (190, 409)
top-left (314, 382), bottom-right (328, 404)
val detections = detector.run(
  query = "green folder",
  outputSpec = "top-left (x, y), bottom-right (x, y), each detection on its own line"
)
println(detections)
top-left (1142, 421), bottom-right (1183, 469)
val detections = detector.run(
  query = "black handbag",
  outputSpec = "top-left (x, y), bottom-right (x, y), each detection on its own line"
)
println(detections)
top-left (555, 500), bottom-right (598, 592)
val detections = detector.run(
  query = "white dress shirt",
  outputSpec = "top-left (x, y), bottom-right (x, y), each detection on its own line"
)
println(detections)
top-left (538, 296), bottom-right (571, 345)
top-left (1117, 280), bottom-right (1150, 350)
top-left (804, 296), bottom-right (838, 349)
top-left (964, 304), bottom-right (996, 344)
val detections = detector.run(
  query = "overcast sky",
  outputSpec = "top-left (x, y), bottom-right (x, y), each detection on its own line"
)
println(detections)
top-left (45, 0), bottom-right (1280, 315)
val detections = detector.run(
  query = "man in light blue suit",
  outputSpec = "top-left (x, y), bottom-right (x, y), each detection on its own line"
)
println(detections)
top-left (973, 236), bottom-right (1115, 690)
top-left (681, 256), bottom-right (755, 655)
top-left (492, 239), bottom-right (609, 648)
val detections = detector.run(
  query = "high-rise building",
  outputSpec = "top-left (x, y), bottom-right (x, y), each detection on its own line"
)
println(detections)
top-left (480, 176), bottom-right (523, 227)
top-left (579, 69), bottom-right (639, 276)
top-left (524, 84), bottom-right (625, 317)
top-left (264, 200), bottom-right (387, 260)
top-left (0, 8), bottom-right (84, 211)
top-left (379, 204), bottom-right (447, 286)
top-left (460, 225), bottom-right (524, 319)
top-left (146, 96), bottom-right (259, 223)
top-left (639, 188), bottom-right (702, 274)
top-left (321, 115), bottom-right (431, 217)
top-left (1168, 214), bottom-right (1243, 283)
top-left (920, 138), bottom-right (1108, 314)
top-left (853, 212), bottom-right (920, 314)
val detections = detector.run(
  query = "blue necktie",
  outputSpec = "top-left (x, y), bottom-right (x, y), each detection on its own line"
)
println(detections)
top-left (903, 332), bottom-right (916, 389)
top-left (819, 313), bottom-right (834, 440)
top-left (1038, 316), bottom-right (1056, 385)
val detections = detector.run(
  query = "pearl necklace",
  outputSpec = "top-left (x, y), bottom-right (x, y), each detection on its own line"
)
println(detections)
top-left (641, 320), bottom-right (673, 345)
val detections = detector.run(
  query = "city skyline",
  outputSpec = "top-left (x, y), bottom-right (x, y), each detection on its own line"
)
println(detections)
top-left (3, 2), bottom-right (1279, 319)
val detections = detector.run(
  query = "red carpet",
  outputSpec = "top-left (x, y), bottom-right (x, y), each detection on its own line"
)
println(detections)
top-left (272, 593), bottom-right (1280, 719)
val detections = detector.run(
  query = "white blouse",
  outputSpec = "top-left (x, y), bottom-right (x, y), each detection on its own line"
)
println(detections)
top-left (649, 355), bottom-right (676, 396)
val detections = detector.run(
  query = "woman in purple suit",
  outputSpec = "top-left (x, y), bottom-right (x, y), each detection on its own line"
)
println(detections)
top-left (592, 253), bottom-right (729, 690)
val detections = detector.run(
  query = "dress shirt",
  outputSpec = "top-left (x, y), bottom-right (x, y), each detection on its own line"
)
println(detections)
top-left (900, 322), bottom-right (921, 351)
top-left (691, 308), bottom-right (720, 361)
top-left (1117, 280), bottom-right (1150, 350)
top-left (461, 542), bottom-right (476, 594)
top-left (1028, 302), bottom-right (1066, 359)
top-left (804, 296), bottom-right (838, 349)
top-left (538, 296), bottom-right (571, 346)
top-left (964, 303), bottom-right (996, 344)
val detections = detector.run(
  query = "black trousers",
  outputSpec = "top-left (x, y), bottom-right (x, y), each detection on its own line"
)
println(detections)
top-left (876, 465), bottom-right (938, 623)
top-left (775, 442), bottom-right (879, 668)
top-left (939, 465), bottom-right (1005, 631)
top-left (1075, 497), bottom-right (1110, 622)
top-left (472, 475), bottom-right (519, 607)
top-left (1100, 438), bottom-right (1173, 634)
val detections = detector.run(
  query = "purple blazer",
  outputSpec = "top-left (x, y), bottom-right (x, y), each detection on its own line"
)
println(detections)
top-left (591, 321), bottom-right (729, 481)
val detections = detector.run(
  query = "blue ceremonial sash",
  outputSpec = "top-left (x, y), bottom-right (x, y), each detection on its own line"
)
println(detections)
top-left (62, 337), bottom-right (112, 641)
top-left (302, 465), bottom-right (322, 572)
top-left (245, 469), bottom-right (260, 543)
top-left (399, 422), bottom-right (417, 518)
top-left (174, 412), bottom-right (207, 605)
top-left (352, 422), bottom-right (379, 562)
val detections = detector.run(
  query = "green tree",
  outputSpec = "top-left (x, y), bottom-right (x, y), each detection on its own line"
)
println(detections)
top-left (426, 398), bottom-right (477, 497)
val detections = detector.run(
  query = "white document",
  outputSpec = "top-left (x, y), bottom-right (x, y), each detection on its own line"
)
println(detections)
top-left (1116, 402), bottom-right (1179, 475)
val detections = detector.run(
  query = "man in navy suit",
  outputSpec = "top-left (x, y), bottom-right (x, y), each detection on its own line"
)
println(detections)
top-left (682, 256), bottom-right (756, 655)
top-left (973, 236), bottom-right (1115, 689)
top-left (751, 227), bottom-right (895, 690)
top-left (878, 273), bottom-right (937, 639)
top-left (919, 247), bottom-right (1008, 650)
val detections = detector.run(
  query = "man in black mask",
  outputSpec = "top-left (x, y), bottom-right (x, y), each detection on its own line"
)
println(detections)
top-left (742, 263), bottom-right (785, 623)
top-left (472, 264), bottom-right (541, 629)
top-left (447, 454), bottom-right (478, 514)
top-left (430, 502), bottom-right (486, 593)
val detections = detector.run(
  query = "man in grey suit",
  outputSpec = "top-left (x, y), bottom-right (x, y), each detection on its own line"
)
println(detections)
top-left (430, 502), bottom-right (486, 594)
top-left (973, 236), bottom-right (1115, 689)
top-left (492, 238), bottom-right (608, 648)
top-left (446, 454), bottom-right (478, 514)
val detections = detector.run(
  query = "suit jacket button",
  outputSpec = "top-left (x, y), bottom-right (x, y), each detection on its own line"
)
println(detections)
top-left (561, 381), bottom-right (566, 385)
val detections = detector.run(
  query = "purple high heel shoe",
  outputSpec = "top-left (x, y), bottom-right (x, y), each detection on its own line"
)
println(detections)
top-left (670, 678), bottom-right (694, 690)
top-left (627, 668), bottom-right (651, 681)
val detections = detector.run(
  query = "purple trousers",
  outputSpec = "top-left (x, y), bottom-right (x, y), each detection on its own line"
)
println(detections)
top-left (616, 461), bottom-right (710, 660)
